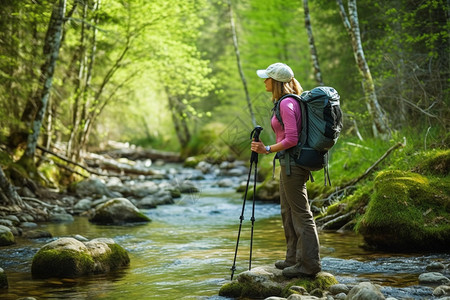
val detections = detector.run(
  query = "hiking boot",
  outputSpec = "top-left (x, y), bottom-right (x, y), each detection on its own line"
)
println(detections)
top-left (274, 260), bottom-right (295, 270)
top-left (282, 263), bottom-right (318, 278)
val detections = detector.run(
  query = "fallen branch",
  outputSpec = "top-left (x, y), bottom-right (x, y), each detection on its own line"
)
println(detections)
top-left (21, 196), bottom-right (58, 208)
top-left (37, 145), bottom-right (126, 178)
top-left (343, 141), bottom-right (405, 187)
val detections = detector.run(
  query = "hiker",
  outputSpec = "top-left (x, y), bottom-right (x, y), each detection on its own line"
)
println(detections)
top-left (251, 62), bottom-right (322, 278)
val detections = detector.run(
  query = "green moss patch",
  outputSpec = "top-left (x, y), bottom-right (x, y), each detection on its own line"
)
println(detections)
top-left (413, 149), bottom-right (449, 176)
top-left (282, 272), bottom-right (338, 297)
top-left (356, 170), bottom-right (450, 251)
top-left (31, 249), bottom-right (95, 278)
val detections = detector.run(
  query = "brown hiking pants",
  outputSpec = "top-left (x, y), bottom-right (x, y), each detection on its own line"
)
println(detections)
top-left (279, 164), bottom-right (321, 274)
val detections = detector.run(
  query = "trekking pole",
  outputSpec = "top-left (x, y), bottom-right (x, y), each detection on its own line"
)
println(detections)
top-left (230, 125), bottom-right (263, 281)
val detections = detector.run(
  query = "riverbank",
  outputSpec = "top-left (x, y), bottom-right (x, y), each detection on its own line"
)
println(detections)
top-left (1, 159), bottom-right (449, 299)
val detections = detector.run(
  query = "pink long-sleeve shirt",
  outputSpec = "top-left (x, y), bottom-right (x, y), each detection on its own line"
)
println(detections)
top-left (271, 97), bottom-right (302, 149)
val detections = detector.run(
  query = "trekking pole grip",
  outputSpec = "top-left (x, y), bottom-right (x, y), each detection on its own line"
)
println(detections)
top-left (250, 125), bottom-right (263, 143)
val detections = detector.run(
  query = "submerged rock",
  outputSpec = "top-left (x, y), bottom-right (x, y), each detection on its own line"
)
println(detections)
top-left (418, 272), bottom-right (450, 285)
top-left (219, 265), bottom-right (337, 299)
top-left (31, 237), bottom-right (129, 278)
top-left (0, 267), bottom-right (8, 289)
top-left (89, 198), bottom-right (151, 225)
top-left (0, 225), bottom-right (14, 246)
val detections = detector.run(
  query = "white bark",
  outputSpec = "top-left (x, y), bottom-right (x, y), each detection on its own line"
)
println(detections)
top-left (303, 0), bottom-right (324, 86)
top-left (227, 0), bottom-right (256, 127)
top-left (336, 0), bottom-right (390, 139)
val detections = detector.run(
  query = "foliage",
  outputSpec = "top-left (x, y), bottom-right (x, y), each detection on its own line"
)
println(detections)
top-left (0, 0), bottom-right (448, 161)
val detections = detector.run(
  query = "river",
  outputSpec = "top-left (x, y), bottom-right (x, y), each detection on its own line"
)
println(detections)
top-left (0, 163), bottom-right (448, 299)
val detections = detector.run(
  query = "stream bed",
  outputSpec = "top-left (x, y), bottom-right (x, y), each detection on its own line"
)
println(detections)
top-left (0, 163), bottom-right (448, 299)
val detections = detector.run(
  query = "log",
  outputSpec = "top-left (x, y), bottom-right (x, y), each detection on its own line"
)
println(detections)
top-left (101, 147), bottom-right (182, 162)
top-left (343, 141), bottom-right (405, 187)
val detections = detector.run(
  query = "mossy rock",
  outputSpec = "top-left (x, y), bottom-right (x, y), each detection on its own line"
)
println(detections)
top-left (31, 238), bottom-right (95, 278)
top-left (218, 266), bottom-right (337, 299)
top-left (356, 170), bottom-right (450, 251)
top-left (282, 272), bottom-right (338, 297)
top-left (0, 225), bottom-right (15, 246)
top-left (248, 177), bottom-right (280, 203)
top-left (31, 237), bottom-right (130, 279)
top-left (414, 149), bottom-right (449, 176)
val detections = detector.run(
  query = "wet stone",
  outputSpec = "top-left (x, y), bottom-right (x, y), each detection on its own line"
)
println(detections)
top-left (419, 272), bottom-right (450, 285)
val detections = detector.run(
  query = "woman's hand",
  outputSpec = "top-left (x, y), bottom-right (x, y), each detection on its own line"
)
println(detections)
top-left (251, 140), bottom-right (267, 154)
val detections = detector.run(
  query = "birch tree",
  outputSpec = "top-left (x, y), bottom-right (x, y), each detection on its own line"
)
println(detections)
top-left (228, 0), bottom-right (256, 127)
top-left (303, 0), bottom-right (324, 86)
top-left (20, 0), bottom-right (67, 164)
top-left (336, 0), bottom-right (390, 139)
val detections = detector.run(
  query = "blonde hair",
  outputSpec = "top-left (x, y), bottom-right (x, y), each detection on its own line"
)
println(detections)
top-left (271, 78), bottom-right (303, 102)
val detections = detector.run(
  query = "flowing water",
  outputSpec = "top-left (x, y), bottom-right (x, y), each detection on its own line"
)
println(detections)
top-left (0, 164), bottom-right (449, 300)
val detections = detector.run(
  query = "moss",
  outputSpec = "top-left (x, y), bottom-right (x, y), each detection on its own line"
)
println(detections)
top-left (102, 243), bottom-right (130, 270)
top-left (0, 228), bottom-right (15, 246)
top-left (414, 149), bottom-right (449, 176)
top-left (32, 248), bottom-right (95, 278)
top-left (218, 281), bottom-right (243, 298)
top-left (356, 170), bottom-right (450, 251)
top-left (282, 272), bottom-right (338, 297)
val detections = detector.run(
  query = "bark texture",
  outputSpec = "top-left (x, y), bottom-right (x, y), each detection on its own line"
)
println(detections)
top-left (336, 0), bottom-right (390, 139)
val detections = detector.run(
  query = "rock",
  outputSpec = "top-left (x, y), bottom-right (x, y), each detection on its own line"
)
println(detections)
top-left (20, 222), bottom-right (38, 228)
top-left (73, 178), bottom-right (118, 198)
top-left (3, 215), bottom-right (20, 225)
top-left (49, 213), bottom-right (74, 223)
top-left (89, 198), bottom-right (151, 225)
top-left (287, 295), bottom-right (321, 300)
top-left (31, 237), bottom-right (129, 278)
top-left (216, 178), bottom-right (234, 188)
top-left (427, 262), bottom-right (446, 272)
top-left (138, 192), bottom-right (173, 209)
top-left (84, 238), bottom-right (130, 273)
top-left (74, 199), bottom-right (93, 212)
top-left (433, 285), bottom-right (450, 297)
top-left (0, 225), bottom-right (14, 246)
top-left (18, 214), bottom-right (34, 222)
top-left (178, 180), bottom-right (199, 193)
top-left (346, 282), bottom-right (385, 300)
top-left (128, 181), bottom-right (159, 198)
top-left (385, 298), bottom-right (398, 300)
top-left (0, 267), bottom-right (8, 289)
top-left (0, 219), bottom-right (13, 227)
top-left (23, 230), bottom-right (52, 239)
top-left (290, 286), bottom-right (307, 294)
top-left (419, 272), bottom-right (450, 285)
top-left (335, 293), bottom-right (347, 299)
top-left (219, 265), bottom-right (337, 299)
top-left (329, 284), bottom-right (350, 295)
top-left (73, 234), bottom-right (89, 242)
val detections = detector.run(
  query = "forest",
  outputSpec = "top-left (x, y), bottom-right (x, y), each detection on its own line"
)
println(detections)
top-left (0, 0), bottom-right (449, 299)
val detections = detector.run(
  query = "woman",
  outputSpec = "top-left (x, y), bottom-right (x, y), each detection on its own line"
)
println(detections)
top-left (251, 62), bottom-right (321, 278)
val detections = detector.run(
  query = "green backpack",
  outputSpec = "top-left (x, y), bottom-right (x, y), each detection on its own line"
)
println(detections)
top-left (273, 86), bottom-right (343, 185)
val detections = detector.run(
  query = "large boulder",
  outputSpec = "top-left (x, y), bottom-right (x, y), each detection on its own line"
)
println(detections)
top-left (89, 198), bottom-right (151, 224)
top-left (0, 225), bottom-right (14, 246)
top-left (356, 170), bottom-right (450, 251)
top-left (219, 265), bottom-right (337, 299)
top-left (31, 237), bottom-right (129, 278)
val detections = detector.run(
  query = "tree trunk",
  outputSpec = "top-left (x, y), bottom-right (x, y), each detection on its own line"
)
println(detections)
top-left (336, 0), bottom-right (390, 139)
top-left (303, 0), bottom-right (324, 86)
top-left (21, 0), bottom-right (67, 162)
top-left (167, 91), bottom-right (191, 149)
top-left (227, 0), bottom-right (256, 127)
top-left (0, 167), bottom-right (24, 207)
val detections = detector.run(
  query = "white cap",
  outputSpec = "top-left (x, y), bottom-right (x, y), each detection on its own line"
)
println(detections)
top-left (256, 62), bottom-right (294, 82)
